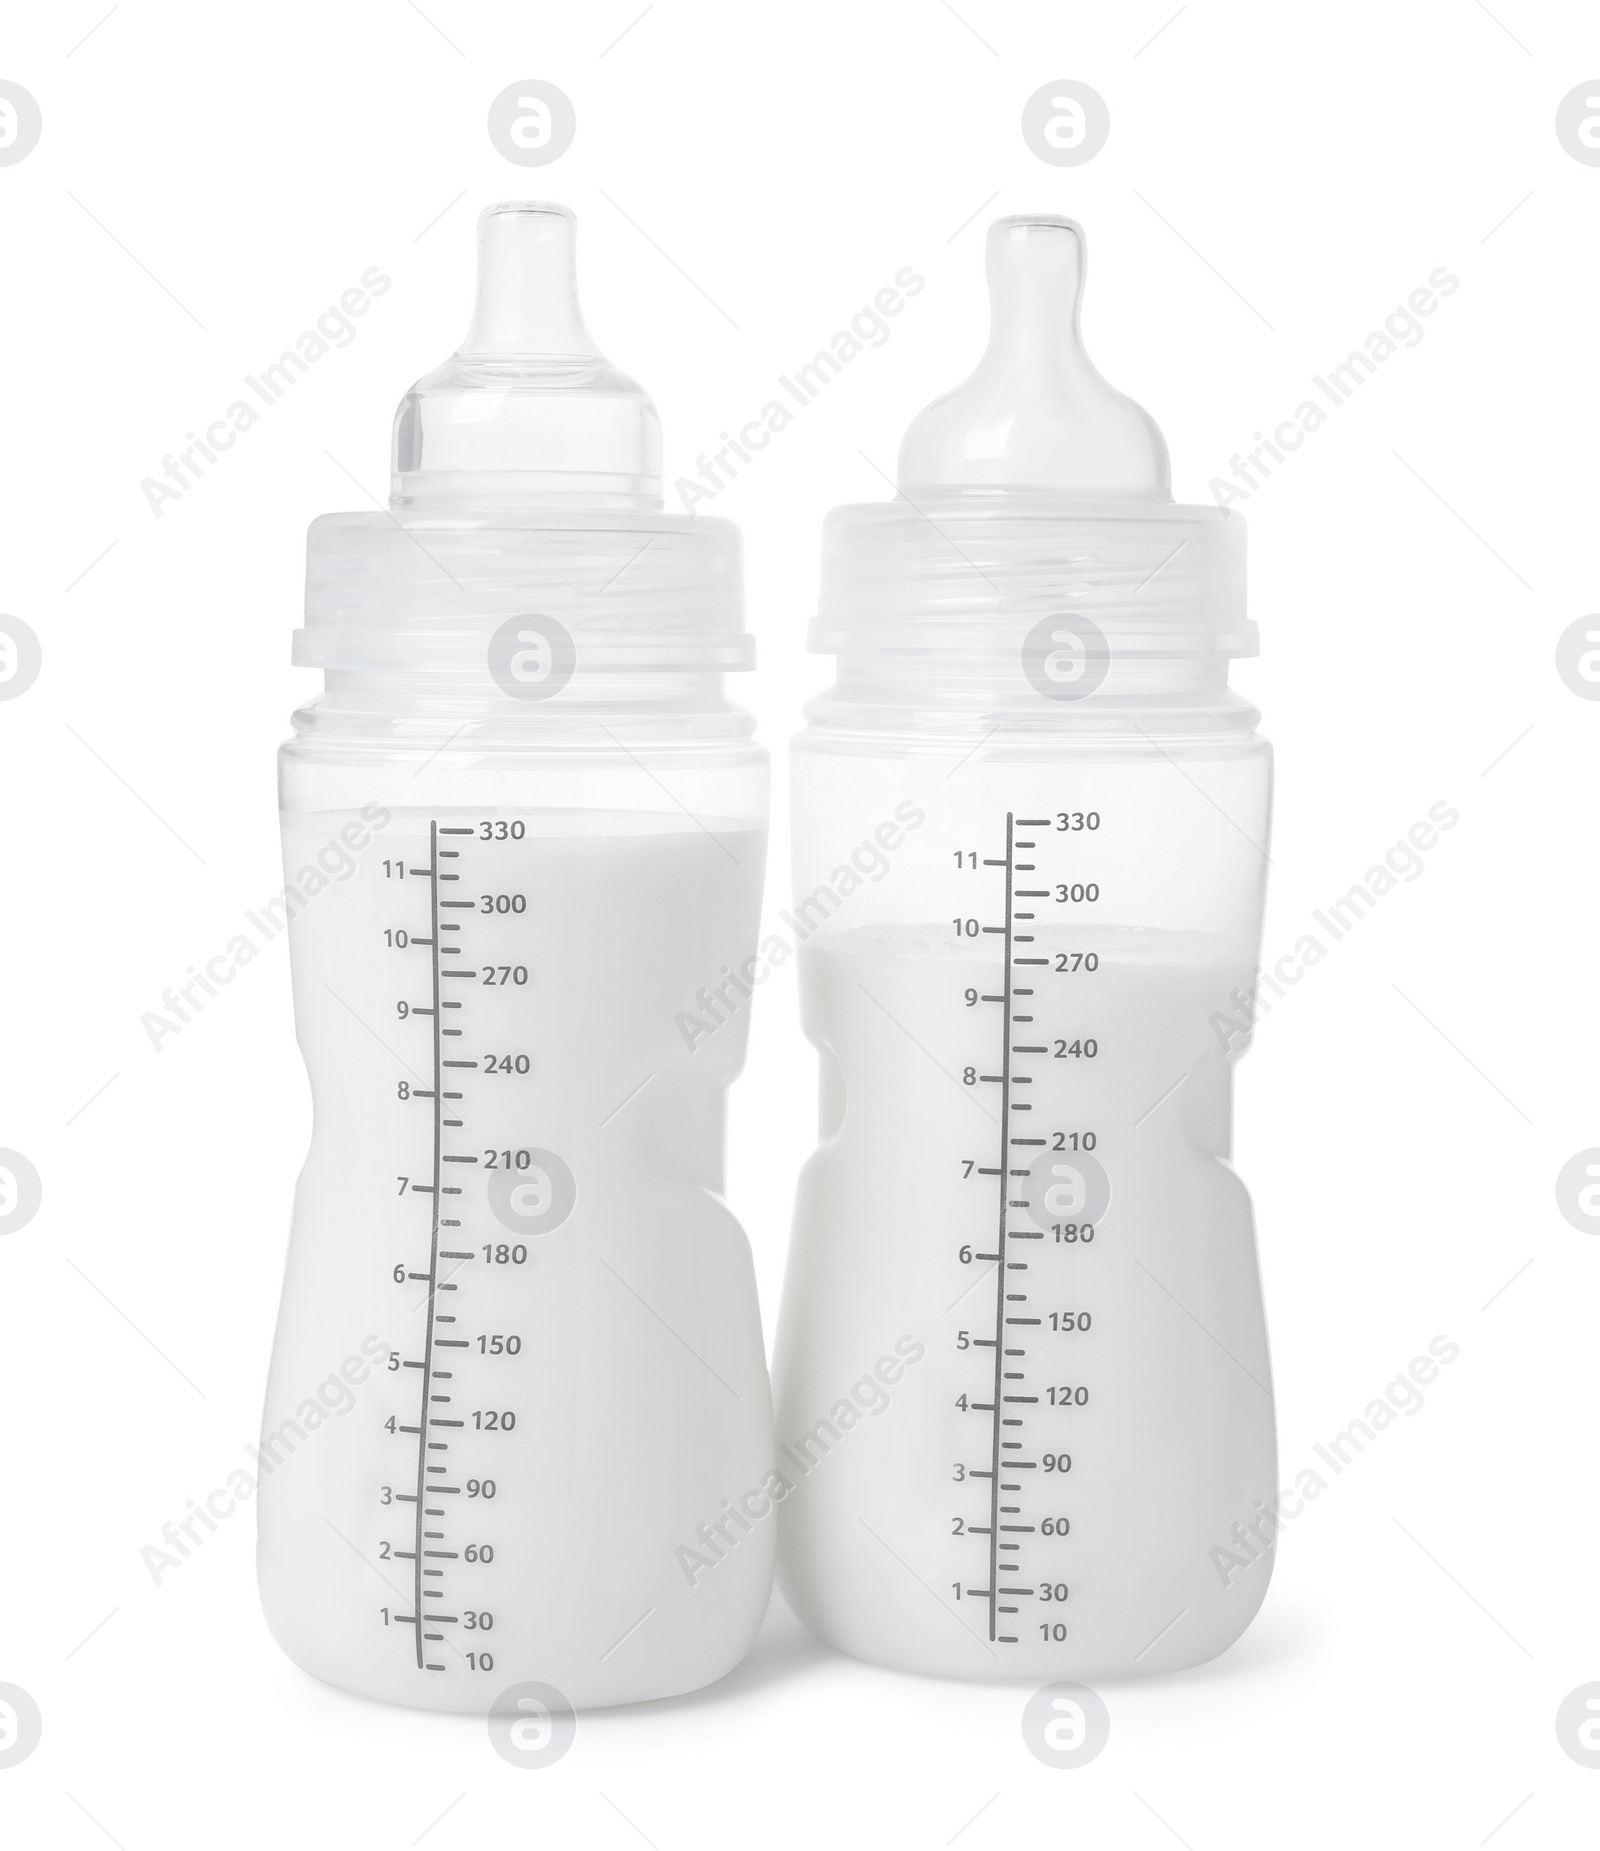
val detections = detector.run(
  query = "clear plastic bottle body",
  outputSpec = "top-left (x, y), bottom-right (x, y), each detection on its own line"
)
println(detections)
top-left (259, 711), bottom-right (773, 1712)
top-left (773, 694), bottom-right (1274, 1680)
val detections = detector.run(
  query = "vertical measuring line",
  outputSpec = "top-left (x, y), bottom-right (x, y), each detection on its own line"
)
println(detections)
top-left (986, 810), bottom-right (1015, 1645)
top-left (411, 818), bottom-right (445, 1671)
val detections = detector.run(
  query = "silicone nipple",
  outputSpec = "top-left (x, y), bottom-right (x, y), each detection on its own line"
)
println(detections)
top-left (897, 216), bottom-right (1170, 502)
top-left (391, 201), bottom-right (663, 509)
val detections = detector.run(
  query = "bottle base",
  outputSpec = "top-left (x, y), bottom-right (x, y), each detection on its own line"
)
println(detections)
top-left (264, 1628), bottom-right (761, 1716)
top-left (779, 1560), bottom-right (1274, 1685)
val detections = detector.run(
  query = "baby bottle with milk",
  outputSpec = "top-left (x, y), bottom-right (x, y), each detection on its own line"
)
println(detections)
top-left (773, 216), bottom-right (1275, 1679)
top-left (257, 202), bottom-right (774, 1712)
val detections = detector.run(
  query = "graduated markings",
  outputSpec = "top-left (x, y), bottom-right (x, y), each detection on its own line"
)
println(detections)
top-left (392, 822), bottom-right (477, 1669)
top-left (966, 817), bottom-right (1059, 1644)
top-left (387, 822), bottom-right (539, 1675)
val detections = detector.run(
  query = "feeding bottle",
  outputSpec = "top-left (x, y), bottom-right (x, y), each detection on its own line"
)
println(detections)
top-left (258, 202), bottom-right (773, 1712)
top-left (773, 217), bottom-right (1275, 1679)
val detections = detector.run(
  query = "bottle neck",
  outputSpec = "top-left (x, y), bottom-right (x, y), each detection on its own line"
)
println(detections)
top-left (810, 498), bottom-right (1256, 746)
top-left (807, 653), bottom-right (1259, 744)
top-left (290, 672), bottom-right (756, 752)
top-left (294, 507), bottom-right (752, 748)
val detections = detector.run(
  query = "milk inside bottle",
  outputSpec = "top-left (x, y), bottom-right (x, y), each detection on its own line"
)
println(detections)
top-left (257, 203), bottom-right (774, 1713)
top-left (773, 217), bottom-right (1275, 1679)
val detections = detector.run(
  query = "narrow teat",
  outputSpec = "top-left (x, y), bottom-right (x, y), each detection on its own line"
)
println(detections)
top-left (897, 216), bottom-right (1170, 503)
top-left (391, 201), bottom-right (663, 509)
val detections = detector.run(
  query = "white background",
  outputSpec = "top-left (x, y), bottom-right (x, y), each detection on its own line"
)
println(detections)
top-left (1, 0), bottom-right (1596, 1843)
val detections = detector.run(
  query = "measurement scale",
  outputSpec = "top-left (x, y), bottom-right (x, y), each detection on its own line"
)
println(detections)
top-left (382, 818), bottom-right (536, 1679)
top-left (956, 811), bottom-right (1104, 1649)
